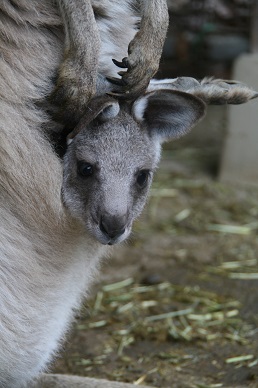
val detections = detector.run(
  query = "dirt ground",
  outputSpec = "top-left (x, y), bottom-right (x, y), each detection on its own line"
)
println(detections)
top-left (52, 151), bottom-right (258, 388)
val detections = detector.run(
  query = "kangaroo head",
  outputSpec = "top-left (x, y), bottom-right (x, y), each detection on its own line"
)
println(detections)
top-left (61, 75), bottom-right (258, 245)
top-left (62, 89), bottom-right (205, 245)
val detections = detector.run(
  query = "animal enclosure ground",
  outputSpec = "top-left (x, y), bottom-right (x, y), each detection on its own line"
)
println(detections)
top-left (53, 153), bottom-right (258, 388)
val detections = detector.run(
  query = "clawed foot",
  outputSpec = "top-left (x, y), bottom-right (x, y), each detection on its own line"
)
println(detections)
top-left (107, 51), bottom-right (158, 100)
top-left (106, 1), bottom-right (168, 100)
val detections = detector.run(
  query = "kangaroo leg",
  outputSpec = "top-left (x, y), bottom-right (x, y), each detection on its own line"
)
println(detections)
top-left (31, 373), bottom-right (154, 388)
top-left (52, 0), bottom-right (100, 126)
top-left (109, 0), bottom-right (169, 99)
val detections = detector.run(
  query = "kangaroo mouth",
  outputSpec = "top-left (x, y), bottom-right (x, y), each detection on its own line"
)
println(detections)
top-left (88, 216), bottom-right (131, 246)
top-left (100, 227), bottom-right (129, 246)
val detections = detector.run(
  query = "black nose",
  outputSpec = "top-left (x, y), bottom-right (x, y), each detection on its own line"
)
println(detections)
top-left (100, 213), bottom-right (127, 240)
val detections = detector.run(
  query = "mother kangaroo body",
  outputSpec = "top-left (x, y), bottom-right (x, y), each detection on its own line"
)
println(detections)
top-left (0, 1), bottom-right (170, 386)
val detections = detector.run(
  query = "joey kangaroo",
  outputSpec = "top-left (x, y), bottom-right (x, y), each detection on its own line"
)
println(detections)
top-left (60, 76), bottom-right (258, 246)
top-left (0, 1), bottom-right (257, 387)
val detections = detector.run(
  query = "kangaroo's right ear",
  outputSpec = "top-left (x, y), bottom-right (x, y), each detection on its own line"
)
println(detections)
top-left (132, 90), bottom-right (206, 143)
top-left (67, 96), bottom-right (119, 143)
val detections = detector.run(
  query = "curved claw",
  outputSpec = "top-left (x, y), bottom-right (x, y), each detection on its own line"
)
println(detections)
top-left (112, 57), bottom-right (129, 69)
top-left (107, 91), bottom-right (130, 98)
top-left (106, 76), bottom-right (128, 86)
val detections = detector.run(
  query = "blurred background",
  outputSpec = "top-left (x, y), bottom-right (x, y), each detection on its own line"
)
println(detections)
top-left (163, 0), bottom-right (255, 78)
top-left (158, 0), bottom-right (258, 183)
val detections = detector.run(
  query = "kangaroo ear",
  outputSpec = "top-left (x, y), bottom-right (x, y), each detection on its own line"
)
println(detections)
top-left (97, 100), bottom-right (120, 122)
top-left (132, 90), bottom-right (206, 143)
top-left (67, 96), bottom-right (119, 143)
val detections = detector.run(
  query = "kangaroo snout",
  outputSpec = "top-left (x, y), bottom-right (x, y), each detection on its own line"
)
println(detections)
top-left (99, 213), bottom-right (127, 244)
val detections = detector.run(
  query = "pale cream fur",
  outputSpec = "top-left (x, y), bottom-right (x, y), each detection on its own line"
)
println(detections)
top-left (0, 1), bottom-right (133, 386)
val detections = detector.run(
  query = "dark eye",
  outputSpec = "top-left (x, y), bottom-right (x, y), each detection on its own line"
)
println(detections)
top-left (77, 162), bottom-right (94, 177)
top-left (136, 170), bottom-right (150, 188)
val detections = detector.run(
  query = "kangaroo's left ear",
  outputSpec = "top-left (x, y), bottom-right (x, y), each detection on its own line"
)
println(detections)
top-left (132, 90), bottom-right (206, 143)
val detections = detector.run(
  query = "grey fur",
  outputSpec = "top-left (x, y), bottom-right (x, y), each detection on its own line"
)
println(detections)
top-left (62, 91), bottom-right (206, 245)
